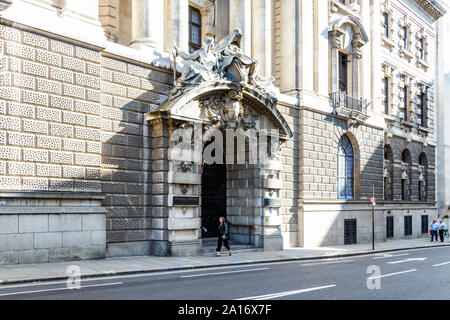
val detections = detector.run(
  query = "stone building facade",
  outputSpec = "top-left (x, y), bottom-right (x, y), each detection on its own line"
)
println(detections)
top-left (0, 0), bottom-right (446, 264)
top-left (437, 0), bottom-right (450, 225)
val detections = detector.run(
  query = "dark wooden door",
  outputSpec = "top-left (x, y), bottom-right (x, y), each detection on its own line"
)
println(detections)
top-left (201, 163), bottom-right (227, 238)
top-left (386, 216), bottom-right (394, 239)
top-left (344, 219), bottom-right (357, 245)
top-left (404, 216), bottom-right (412, 236)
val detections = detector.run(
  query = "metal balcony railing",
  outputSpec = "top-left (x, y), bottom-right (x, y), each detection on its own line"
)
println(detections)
top-left (330, 91), bottom-right (368, 114)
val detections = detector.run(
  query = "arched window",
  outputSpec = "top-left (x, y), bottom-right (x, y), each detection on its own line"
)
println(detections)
top-left (384, 145), bottom-right (394, 200)
top-left (419, 153), bottom-right (428, 201)
top-left (337, 135), bottom-right (354, 200)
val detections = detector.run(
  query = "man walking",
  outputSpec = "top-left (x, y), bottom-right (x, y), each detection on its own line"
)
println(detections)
top-left (430, 219), bottom-right (439, 242)
top-left (439, 220), bottom-right (447, 242)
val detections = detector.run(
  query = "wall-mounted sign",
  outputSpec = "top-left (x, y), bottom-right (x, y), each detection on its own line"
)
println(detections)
top-left (264, 198), bottom-right (282, 208)
top-left (172, 196), bottom-right (200, 206)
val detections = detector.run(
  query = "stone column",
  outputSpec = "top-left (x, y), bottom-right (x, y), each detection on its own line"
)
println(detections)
top-left (371, 0), bottom-right (382, 112)
top-left (200, 2), bottom-right (216, 39)
top-left (278, 0), bottom-right (297, 94)
top-left (229, 0), bottom-right (252, 56)
top-left (63, 0), bottom-right (100, 23)
top-left (360, 0), bottom-right (371, 105)
top-left (314, 0), bottom-right (329, 96)
top-left (298, 0), bottom-right (314, 93)
top-left (165, 0), bottom-right (189, 53)
top-left (251, 0), bottom-right (271, 78)
top-left (130, 0), bottom-right (165, 51)
top-left (216, 0), bottom-right (230, 42)
top-left (278, 0), bottom-right (314, 95)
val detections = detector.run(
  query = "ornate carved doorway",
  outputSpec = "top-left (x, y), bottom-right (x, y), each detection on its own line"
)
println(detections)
top-left (201, 162), bottom-right (227, 238)
top-left (145, 30), bottom-right (293, 256)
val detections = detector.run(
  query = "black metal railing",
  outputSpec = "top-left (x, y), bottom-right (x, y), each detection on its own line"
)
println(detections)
top-left (330, 91), bottom-right (368, 114)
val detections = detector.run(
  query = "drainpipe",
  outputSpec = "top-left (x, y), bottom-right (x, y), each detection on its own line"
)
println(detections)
top-left (295, 0), bottom-right (301, 105)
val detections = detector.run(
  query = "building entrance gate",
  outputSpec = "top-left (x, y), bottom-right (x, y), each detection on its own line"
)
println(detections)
top-left (201, 163), bottom-right (227, 238)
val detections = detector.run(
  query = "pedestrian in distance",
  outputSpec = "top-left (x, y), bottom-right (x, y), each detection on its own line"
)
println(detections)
top-left (439, 220), bottom-right (447, 242)
top-left (216, 216), bottom-right (232, 257)
top-left (430, 219), bottom-right (439, 242)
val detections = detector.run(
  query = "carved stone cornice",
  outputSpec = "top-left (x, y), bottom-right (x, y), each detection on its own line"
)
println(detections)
top-left (0, 0), bottom-right (12, 11)
top-left (412, 0), bottom-right (447, 20)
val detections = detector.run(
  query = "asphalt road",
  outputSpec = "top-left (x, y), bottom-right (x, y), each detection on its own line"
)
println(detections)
top-left (1, 246), bottom-right (450, 300)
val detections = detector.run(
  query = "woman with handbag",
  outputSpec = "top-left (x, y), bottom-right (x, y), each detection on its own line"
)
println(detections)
top-left (216, 216), bottom-right (232, 257)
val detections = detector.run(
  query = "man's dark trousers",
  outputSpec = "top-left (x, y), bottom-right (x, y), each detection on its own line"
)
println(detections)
top-left (439, 229), bottom-right (445, 242)
top-left (432, 230), bottom-right (438, 241)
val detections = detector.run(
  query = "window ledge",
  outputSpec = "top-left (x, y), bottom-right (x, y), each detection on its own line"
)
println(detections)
top-left (382, 36), bottom-right (395, 49)
top-left (400, 119), bottom-right (415, 128)
top-left (400, 48), bottom-right (414, 60)
top-left (419, 125), bottom-right (431, 133)
top-left (417, 58), bottom-right (429, 70)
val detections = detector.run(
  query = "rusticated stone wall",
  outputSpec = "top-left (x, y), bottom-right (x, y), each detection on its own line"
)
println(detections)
top-left (0, 24), bottom-right (103, 193)
top-left (98, 56), bottom-right (172, 256)
top-left (0, 23), bottom-right (174, 258)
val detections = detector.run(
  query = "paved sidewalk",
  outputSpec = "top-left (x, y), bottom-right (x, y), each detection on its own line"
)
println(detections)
top-left (0, 237), bottom-right (448, 285)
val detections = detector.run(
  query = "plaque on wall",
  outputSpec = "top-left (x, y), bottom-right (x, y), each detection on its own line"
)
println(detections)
top-left (172, 196), bottom-right (200, 206)
top-left (264, 198), bottom-right (282, 208)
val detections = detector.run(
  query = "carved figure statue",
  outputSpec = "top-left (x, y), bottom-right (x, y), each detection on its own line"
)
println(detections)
top-left (173, 37), bottom-right (218, 90)
top-left (214, 29), bottom-right (258, 84)
top-left (170, 29), bottom-right (278, 104)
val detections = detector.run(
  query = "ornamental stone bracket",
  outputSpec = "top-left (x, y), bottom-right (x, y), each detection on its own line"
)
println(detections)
top-left (335, 107), bottom-right (370, 124)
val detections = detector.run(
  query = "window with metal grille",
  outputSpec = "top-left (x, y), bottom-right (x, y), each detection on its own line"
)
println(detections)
top-left (419, 153), bottom-right (428, 201)
top-left (421, 215), bottom-right (428, 234)
top-left (420, 90), bottom-right (427, 127)
top-left (402, 85), bottom-right (409, 121)
top-left (386, 216), bottom-right (394, 238)
top-left (419, 38), bottom-right (425, 60)
top-left (382, 12), bottom-right (389, 38)
top-left (344, 219), bottom-right (357, 245)
top-left (337, 135), bottom-right (354, 200)
top-left (189, 6), bottom-right (201, 53)
top-left (383, 77), bottom-right (389, 114)
top-left (404, 216), bottom-right (412, 236)
top-left (338, 52), bottom-right (348, 94)
top-left (402, 26), bottom-right (408, 49)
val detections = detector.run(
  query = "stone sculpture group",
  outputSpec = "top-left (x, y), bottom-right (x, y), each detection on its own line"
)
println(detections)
top-left (170, 29), bottom-right (278, 104)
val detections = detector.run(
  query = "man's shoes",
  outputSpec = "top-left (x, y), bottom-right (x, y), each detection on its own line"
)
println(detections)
top-left (216, 252), bottom-right (221, 257)
top-left (229, 250), bottom-right (232, 256)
